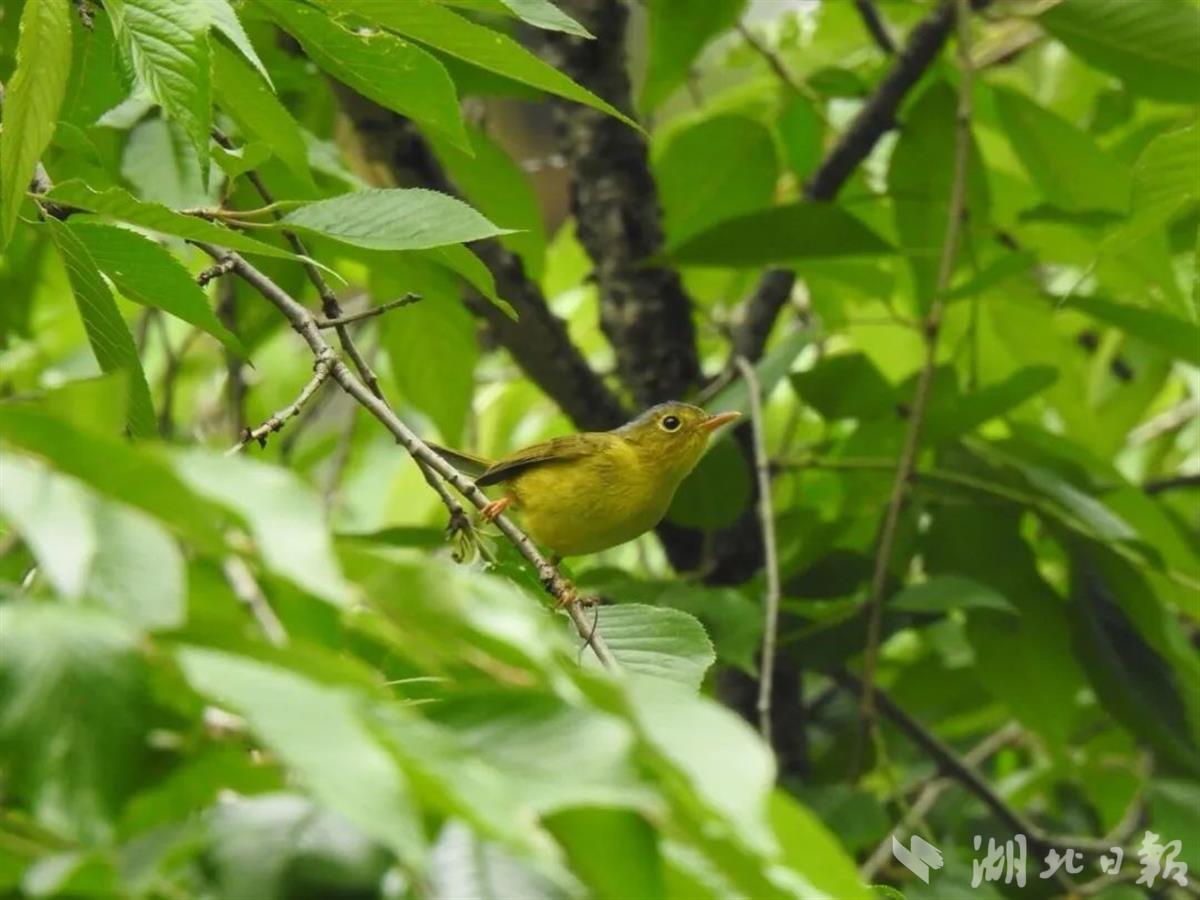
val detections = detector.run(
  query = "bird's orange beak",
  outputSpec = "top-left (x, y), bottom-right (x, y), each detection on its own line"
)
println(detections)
top-left (700, 411), bottom-right (741, 433)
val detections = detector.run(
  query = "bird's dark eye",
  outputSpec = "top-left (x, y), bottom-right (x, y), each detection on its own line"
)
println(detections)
top-left (661, 415), bottom-right (681, 432)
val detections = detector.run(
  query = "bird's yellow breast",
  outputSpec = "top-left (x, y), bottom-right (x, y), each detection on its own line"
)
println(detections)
top-left (506, 439), bottom-right (681, 556)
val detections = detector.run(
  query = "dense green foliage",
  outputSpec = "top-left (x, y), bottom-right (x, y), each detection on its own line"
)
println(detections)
top-left (0, 0), bottom-right (1198, 897)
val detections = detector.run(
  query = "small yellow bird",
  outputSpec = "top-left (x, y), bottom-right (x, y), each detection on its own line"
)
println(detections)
top-left (433, 402), bottom-right (740, 557)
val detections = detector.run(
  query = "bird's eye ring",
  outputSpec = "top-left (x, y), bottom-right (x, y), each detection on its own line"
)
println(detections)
top-left (661, 415), bottom-right (681, 432)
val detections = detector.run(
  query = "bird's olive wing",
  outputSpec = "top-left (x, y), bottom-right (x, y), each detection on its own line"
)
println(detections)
top-left (475, 434), bottom-right (604, 487)
top-left (424, 442), bottom-right (493, 479)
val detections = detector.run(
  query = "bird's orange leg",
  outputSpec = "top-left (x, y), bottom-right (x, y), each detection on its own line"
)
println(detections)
top-left (479, 496), bottom-right (512, 523)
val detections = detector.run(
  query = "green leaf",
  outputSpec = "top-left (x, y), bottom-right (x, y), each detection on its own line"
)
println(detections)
top-left (85, 498), bottom-right (186, 630)
top-left (212, 41), bottom-right (311, 184)
top-left (43, 218), bottom-right (156, 438)
top-left (381, 269), bottom-right (478, 444)
top-left (973, 441), bottom-right (1137, 543)
top-left (281, 188), bottom-right (511, 252)
top-left (1063, 296), bottom-right (1200, 365)
top-left (924, 507), bottom-right (1088, 749)
top-left (993, 87), bottom-right (1131, 215)
top-left (321, 0), bottom-right (635, 129)
top-left (663, 202), bottom-right (890, 268)
top-left (627, 679), bottom-right (774, 853)
top-left (1069, 545), bottom-right (1200, 775)
top-left (46, 180), bottom-right (299, 260)
top-left (434, 693), bottom-right (650, 815)
top-left (888, 81), bottom-right (989, 309)
top-left (890, 575), bottom-right (1016, 614)
top-left (419, 244), bottom-right (517, 318)
top-left (204, 794), bottom-right (389, 900)
top-left (428, 125), bottom-right (546, 278)
top-left (205, 0), bottom-right (273, 88)
top-left (427, 823), bottom-right (565, 900)
top-left (0, 454), bottom-right (95, 598)
top-left (68, 221), bottom-right (244, 355)
top-left (258, 0), bottom-right (469, 151)
top-left (1109, 122), bottom-right (1200, 248)
top-left (653, 115), bottom-right (779, 245)
top-left (768, 792), bottom-right (871, 900)
top-left (176, 647), bottom-right (427, 865)
top-left (546, 808), bottom-right (664, 900)
top-left (0, 0), bottom-right (72, 248)
top-left (174, 450), bottom-right (352, 607)
top-left (791, 353), bottom-right (897, 422)
top-left (493, 0), bottom-right (591, 37)
top-left (1039, 0), bottom-right (1200, 104)
top-left (588, 605), bottom-right (715, 689)
top-left (666, 439), bottom-right (752, 531)
top-left (106, 0), bottom-right (213, 181)
top-left (0, 403), bottom-right (229, 554)
top-left (0, 604), bottom-right (147, 843)
top-left (923, 366), bottom-right (1058, 445)
top-left (641, 0), bottom-right (745, 111)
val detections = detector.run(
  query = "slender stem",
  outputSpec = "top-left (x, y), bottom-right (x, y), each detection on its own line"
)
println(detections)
top-left (226, 359), bottom-right (332, 456)
top-left (857, 0), bottom-right (976, 754)
top-left (736, 357), bottom-right (781, 744)
top-left (223, 556), bottom-right (287, 646)
top-left (197, 245), bottom-right (616, 669)
top-left (735, 21), bottom-right (828, 118)
top-left (316, 294), bottom-right (420, 329)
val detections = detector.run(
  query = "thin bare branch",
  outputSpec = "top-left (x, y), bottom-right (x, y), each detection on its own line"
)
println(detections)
top-left (858, 0), bottom-right (976, 751)
top-left (226, 358), bottom-right (333, 456)
top-left (735, 21), bottom-right (827, 112)
top-left (736, 357), bottom-right (781, 743)
top-left (223, 556), bottom-right (287, 646)
top-left (316, 294), bottom-right (420, 329)
top-left (198, 245), bottom-right (616, 669)
top-left (197, 257), bottom-right (236, 287)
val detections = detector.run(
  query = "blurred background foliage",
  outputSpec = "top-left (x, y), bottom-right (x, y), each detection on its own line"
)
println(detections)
top-left (0, 0), bottom-right (1198, 897)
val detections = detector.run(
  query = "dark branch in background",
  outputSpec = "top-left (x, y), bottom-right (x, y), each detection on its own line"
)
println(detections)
top-left (528, 0), bottom-right (703, 407)
top-left (858, 0), bottom-right (977, 755)
top-left (855, 0), bottom-right (897, 55)
top-left (730, 0), bottom-right (988, 361)
top-left (860, 721), bottom-right (1022, 880)
top-left (833, 671), bottom-right (1146, 864)
top-left (195, 245), bottom-right (616, 668)
top-left (1144, 473), bottom-right (1200, 495)
top-left (331, 95), bottom-right (627, 432)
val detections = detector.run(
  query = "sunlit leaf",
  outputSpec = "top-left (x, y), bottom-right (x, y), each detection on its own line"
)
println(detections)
top-left (281, 188), bottom-right (511, 252)
top-left (0, 0), bottom-right (72, 247)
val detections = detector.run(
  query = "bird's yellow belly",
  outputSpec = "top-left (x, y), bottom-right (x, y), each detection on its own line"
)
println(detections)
top-left (508, 459), bottom-right (672, 557)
